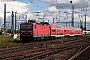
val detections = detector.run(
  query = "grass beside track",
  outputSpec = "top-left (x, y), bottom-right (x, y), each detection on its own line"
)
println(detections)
top-left (0, 35), bottom-right (20, 45)
top-left (0, 34), bottom-right (89, 45)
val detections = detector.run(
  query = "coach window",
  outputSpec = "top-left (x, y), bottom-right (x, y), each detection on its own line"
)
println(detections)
top-left (64, 30), bottom-right (66, 32)
top-left (51, 29), bottom-right (56, 32)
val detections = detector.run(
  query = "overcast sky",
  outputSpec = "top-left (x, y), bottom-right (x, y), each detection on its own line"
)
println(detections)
top-left (0, 0), bottom-right (90, 29)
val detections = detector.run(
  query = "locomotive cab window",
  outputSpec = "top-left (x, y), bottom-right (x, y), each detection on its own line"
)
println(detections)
top-left (21, 25), bottom-right (26, 29)
top-left (21, 24), bottom-right (32, 29)
top-left (27, 25), bottom-right (32, 29)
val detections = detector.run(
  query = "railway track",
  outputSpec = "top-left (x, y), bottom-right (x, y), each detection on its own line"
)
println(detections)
top-left (68, 36), bottom-right (90, 60)
top-left (0, 36), bottom-right (90, 60)
top-left (68, 46), bottom-right (90, 60)
top-left (0, 41), bottom-right (80, 60)
top-left (0, 37), bottom-right (82, 55)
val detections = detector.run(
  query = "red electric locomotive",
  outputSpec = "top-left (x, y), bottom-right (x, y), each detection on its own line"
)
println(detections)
top-left (20, 20), bottom-right (51, 41)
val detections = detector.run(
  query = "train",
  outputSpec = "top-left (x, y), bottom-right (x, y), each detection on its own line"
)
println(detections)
top-left (20, 20), bottom-right (82, 41)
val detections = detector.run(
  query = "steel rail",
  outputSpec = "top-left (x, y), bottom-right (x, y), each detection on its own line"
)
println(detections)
top-left (68, 46), bottom-right (90, 60)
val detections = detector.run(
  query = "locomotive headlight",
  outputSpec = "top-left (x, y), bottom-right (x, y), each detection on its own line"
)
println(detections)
top-left (31, 32), bottom-right (32, 34)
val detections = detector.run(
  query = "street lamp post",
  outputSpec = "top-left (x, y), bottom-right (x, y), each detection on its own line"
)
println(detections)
top-left (85, 14), bottom-right (86, 34)
top-left (15, 12), bottom-right (17, 33)
top-left (11, 11), bottom-right (14, 37)
top-left (70, 0), bottom-right (74, 27)
top-left (59, 11), bottom-right (61, 25)
top-left (53, 18), bottom-right (54, 24)
top-left (15, 12), bottom-right (21, 33)
top-left (4, 4), bottom-right (6, 36)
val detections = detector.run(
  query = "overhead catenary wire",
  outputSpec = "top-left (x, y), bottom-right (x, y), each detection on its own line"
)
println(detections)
top-left (6, 3), bottom-right (28, 10)
top-left (78, 0), bottom-right (90, 21)
top-left (0, 1), bottom-right (28, 13)
top-left (38, 0), bottom-right (64, 9)
top-left (29, 0), bottom-right (48, 11)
